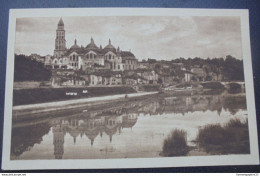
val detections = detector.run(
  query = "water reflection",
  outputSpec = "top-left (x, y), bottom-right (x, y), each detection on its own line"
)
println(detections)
top-left (11, 91), bottom-right (248, 160)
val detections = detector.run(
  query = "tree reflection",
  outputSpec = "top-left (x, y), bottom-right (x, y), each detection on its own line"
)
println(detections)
top-left (11, 123), bottom-right (51, 159)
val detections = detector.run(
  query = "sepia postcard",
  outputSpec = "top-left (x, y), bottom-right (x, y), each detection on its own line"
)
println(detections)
top-left (2, 8), bottom-right (259, 170)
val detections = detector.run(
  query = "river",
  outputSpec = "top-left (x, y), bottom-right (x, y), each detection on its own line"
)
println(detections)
top-left (10, 91), bottom-right (249, 160)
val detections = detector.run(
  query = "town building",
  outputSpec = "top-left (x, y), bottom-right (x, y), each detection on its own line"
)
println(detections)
top-left (89, 71), bottom-right (123, 86)
top-left (191, 67), bottom-right (207, 82)
top-left (136, 69), bottom-right (158, 84)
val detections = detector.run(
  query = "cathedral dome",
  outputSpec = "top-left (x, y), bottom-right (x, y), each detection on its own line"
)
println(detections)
top-left (70, 39), bottom-right (80, 49)
top-left (58, 18), bottom-right (64, 26)
top-left (86, 37), bottom-right (99, 50)
top-left (104, 39), bottom-right (116, 52)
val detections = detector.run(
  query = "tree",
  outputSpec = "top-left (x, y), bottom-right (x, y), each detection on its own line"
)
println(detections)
top-left (14, 54), bottom-right (52, 81)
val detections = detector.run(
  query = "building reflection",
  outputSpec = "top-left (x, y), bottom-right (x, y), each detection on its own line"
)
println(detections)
top-left (11, 91), bottom-right (247, 159)
top-left (51, 111), bottom-right (138, 159)
top-left (52, 120), bottom-right (65, 159)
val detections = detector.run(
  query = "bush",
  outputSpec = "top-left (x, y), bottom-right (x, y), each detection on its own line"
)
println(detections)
top-left (161, 129), bottom-right (190, 156)
top-left (196, 118), bottom-right (250, 155)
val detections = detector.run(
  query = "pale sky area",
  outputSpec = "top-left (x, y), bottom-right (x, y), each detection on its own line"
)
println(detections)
top-left (15, 16), bottom-right (242, 60)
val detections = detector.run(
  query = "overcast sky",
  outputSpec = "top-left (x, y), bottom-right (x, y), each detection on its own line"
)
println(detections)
top-left (15, 16), bottom-right (242, 60)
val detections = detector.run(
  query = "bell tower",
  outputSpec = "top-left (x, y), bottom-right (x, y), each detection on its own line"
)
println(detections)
top-left (54, 18), bottom-right (66, 58)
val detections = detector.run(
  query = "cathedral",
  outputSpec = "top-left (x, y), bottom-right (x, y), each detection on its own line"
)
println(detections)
top-left (45, 18), bottom-right (138, 72)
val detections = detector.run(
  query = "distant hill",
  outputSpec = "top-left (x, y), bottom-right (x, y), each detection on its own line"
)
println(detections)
top-left (14, 54), bottom-right (51, 82)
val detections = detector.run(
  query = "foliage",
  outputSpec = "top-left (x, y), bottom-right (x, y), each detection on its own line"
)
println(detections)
top-left (168, 55), bottom-right (244, 81)
top-left (161, 129), bottom-right (190, 156)
top-left (14, 54), bottom-right (51, 81)
top-left (196, 118), bottom-right (250, 155)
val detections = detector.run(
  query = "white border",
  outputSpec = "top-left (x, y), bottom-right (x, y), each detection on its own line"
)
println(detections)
top-left (2, 8), bottom-right (259, 170)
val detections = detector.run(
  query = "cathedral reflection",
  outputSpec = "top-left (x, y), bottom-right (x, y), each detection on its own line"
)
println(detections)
top-left (11, 91), bottom-right (247, 159)
top-left (51, 111), bottom-right (138, 159)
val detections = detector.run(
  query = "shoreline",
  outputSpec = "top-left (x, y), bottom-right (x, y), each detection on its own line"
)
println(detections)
top-left (12, 91), bottom-right (158, 116)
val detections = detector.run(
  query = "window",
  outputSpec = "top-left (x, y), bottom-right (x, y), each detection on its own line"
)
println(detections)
top-left (90, 53), bottom-right (93, 59)
top-left (109, 54), bottom-right (111, 60)
top-left (118, 65), bottom-right (120, 70)
top-left (94, 54), bottom-right (96, 59)
top-left (87, 54), bottom-right (89, 59)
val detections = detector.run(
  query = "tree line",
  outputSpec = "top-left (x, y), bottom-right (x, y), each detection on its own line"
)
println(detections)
top-left (148, 55), bottom-right (245, 81)
top-left (14, 54), bottom-right (51, 82)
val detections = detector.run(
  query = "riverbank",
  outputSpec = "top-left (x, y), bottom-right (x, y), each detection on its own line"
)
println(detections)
top-left (12, 91), bottom-right (158, 120)
top-left (13, 86), bottom-right (137, 106)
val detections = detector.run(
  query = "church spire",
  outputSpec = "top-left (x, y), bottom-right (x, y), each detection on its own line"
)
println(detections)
top-left (58, 17), bottom-right (64, 26)
top-left (91, 37), bottom-right (94, 44)
top-left (109, 39), bottom-right (111, 45)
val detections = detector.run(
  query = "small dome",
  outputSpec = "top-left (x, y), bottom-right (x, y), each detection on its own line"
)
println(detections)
top-left (104, 39), bottom-right (116, 51)
top-left (86, 37), bottom-right (99, 50)
top-left (70, 39), bottom-right (80, 49)
top-left (58, 18), bottom-right (64, 26)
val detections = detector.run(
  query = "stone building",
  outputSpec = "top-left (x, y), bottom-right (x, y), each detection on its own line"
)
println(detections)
top-left (89, 71), bottom-right (123, 86)
top-left (191, 67), bottom-right (207, 82)
top-left (45, 18), bottom-right (138, 72)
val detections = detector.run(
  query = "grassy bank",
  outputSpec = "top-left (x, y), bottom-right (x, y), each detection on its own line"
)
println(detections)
top-left (13, 86), bottom-right (137, 106)
top-left (195, 118), bottom-right (249, 155)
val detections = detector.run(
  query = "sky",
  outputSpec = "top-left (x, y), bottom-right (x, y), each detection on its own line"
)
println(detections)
top-left (15, 16), bottom-right (242, 60)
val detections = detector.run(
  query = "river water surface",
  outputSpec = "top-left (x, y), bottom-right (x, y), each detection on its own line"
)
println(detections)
top-left (11, 91), bottom-right (249, 160)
